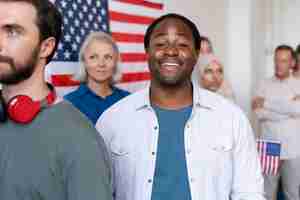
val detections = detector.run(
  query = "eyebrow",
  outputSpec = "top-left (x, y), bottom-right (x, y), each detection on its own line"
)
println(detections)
top-left (152, 32), bottom-right (189, 39)
top-left (3, 23), bottom-right (25, 32)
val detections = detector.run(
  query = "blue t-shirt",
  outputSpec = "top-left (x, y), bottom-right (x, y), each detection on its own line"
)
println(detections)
top-left (64, 84), bottom-right (130, 124)
top-left (151, 105), bottom-right (192, 200)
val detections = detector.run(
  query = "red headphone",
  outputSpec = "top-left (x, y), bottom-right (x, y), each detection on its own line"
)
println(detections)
top-left (1, 87), bottom-right (56, 124)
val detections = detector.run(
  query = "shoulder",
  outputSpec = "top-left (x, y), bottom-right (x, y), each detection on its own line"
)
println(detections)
top-left (197, 88), bottom-right (249, 126)
top-left (96, 89), bottom-right (145, 126)
top-left (64, 85), bottom-right (86, 101)
top-left (43, 101), bottom-right (95, 134)
top-left (113, 87), bottom-right (130, 97)
top-left (197, 89), bottom-right (253, 142)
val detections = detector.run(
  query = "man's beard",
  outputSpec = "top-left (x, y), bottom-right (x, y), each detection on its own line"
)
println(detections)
top-left (0, 47), bottom-right (40, 84)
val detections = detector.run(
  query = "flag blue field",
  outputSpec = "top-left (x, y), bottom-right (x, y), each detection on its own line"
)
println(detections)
top-left (257, 139), bottom-right (281, 176)
top-left (47, 0), bottom-right (164, 96)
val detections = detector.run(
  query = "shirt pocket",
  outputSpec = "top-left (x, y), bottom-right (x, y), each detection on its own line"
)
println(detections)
top-left (207, 143), bottom-right (233, 193)
top-left (209, 143), bottom-right (233, 170)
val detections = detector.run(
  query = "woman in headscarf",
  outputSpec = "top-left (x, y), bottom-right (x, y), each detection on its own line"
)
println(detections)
top-left (64, 31), bottom-right (130, 125)
top-left (197, 54), bottom-right (235, 102)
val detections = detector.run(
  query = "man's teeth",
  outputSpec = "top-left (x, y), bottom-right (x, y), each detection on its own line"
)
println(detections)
top-left (162, 62), bottom-right (179, 66)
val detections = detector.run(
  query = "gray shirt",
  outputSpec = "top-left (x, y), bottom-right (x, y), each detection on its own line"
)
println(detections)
top-left (0, 101), bottom-right (112, 200)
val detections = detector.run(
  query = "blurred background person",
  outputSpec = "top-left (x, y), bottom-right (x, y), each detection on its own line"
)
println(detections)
top-left (197, 54), bottom-right (235, 102)
top-left (293, 44), bottom-right (300, 79)
top-left (199, 36), bottom-right (213, 55)
top-left (65, 31), bottom-right (130, 125)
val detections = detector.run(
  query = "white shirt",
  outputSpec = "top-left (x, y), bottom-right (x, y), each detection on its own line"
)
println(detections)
top-left (254, 76), bottom-right (300, 159)
top-left (96, 84), bottom-right (264, 200)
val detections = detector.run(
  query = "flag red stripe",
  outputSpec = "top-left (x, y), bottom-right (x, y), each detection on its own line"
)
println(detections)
top-left (51, 72), bottom-right (151, 87)
top-left (51, 75), bottom-right (80, 87)
top-left (112, 32), bottom-right (144, 43)
top-left (121, 71), bottom-right (150, 82)
top-left (109, 11), bottom-right (156, 25)
top-left (121, 53), bottom-right (147, 62)
top-left (116, 0), bottom-right (163, 10)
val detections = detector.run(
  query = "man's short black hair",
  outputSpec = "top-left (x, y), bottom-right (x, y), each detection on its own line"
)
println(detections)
top-left (275, 44), bottom-right (295, 58)
top-left (144, 13), bottom-right (201, 51)
top-left (0, 0), bottom-right (62, 64)
top-left (295, 44), bottom-right (300, 56)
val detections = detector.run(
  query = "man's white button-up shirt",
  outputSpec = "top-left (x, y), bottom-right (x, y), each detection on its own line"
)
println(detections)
top-left (96, 85), bottom-right (264, 200)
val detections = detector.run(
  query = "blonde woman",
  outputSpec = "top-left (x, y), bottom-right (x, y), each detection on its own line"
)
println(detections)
top-left (198, 54), bottom-right (235, 102)
top-left (64, 31), bottom-right (130, 124)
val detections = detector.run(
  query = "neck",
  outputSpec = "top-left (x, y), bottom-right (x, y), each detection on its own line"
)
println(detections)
top-left (276, 73), bottom-right (290, 81)
top-left (293, 70), bottom-right (300, 79)
top-left (87, 79), bottom-right (113, 98)
top-left (150, 80), bottom-right (193, 109)
top-left (2, 63), bottom-right (49, 103)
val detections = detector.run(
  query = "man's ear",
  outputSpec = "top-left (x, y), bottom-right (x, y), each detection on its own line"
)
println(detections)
top-left (39, 37), bottom-right (56, 59)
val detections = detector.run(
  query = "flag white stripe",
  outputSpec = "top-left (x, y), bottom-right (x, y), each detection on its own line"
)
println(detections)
top-left (110, 1), bottom-right (163, 18)
top-left (47, 62), bottom-right (79, 75)
top-left (120, 62), bottom-right (148, 72)
top-left (110, 21), bottom-right (148, 35)
top-left (118, 42), bottom-right (145, 53)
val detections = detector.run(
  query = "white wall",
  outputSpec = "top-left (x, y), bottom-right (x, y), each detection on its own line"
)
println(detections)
top-left (164, 0), bottom-right (227, 65)
top-left (164, 0), bottom-right (268, 116)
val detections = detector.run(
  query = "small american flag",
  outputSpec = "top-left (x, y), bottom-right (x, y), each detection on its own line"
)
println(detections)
top-left (46, 0), bottom-right (164, 96)
top-left (256, 139), bottom-right (281, 176)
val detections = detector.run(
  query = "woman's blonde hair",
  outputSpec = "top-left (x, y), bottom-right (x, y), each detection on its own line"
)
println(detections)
top-left (72, 31), bottom-right (122, 84)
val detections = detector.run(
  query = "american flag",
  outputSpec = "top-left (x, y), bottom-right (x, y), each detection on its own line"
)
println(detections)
top-left (46, 0), bottom-right (164, 96)
top-left (256, 139), bottom-right (281, 176)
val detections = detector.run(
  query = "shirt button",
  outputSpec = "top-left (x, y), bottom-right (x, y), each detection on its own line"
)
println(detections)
top-left (148, 179), bottom-right (152, 183)
top-left (186, 124), bottom-right (191, 129)
top-left (190, 178), bottom-right (195, 183)
top-left (151, 152), bottom-right (156, 155)
top-left (154, 126), bottom-right (158, 131)
top-left (187, 149), bottom-right (191, 154)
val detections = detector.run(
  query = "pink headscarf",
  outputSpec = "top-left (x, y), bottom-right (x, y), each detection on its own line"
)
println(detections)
top-left (196, 54), bottom-right (236, 102)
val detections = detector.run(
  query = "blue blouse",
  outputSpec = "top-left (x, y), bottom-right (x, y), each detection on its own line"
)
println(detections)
top-left (64, 84), bottom-right (130, 125)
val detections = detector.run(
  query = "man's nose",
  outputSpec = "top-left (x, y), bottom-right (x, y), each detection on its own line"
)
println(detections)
top-left (165, 44), bottom-right (179, 57)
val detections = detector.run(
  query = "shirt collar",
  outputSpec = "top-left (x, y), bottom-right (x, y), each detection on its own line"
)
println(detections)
top-left (134, 80), bottom-right (216, 111)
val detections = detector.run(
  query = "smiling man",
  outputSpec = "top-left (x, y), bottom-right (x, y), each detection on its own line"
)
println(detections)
top-left (96, 13), bottom-right (264, 200)
top-left (0, 0), bottom-right (112, 200)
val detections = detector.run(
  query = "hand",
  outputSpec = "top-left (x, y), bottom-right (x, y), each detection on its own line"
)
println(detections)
top-left (252, 96), bottom-right (265, 110)
top-left (292, 95), bottom-right (300, 101)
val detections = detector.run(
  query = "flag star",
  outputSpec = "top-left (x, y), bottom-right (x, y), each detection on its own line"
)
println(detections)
top-left (61, 0), bottom-right (67, 8)
top-left (102, 24), bottom-right (107, 31)
top-left (70, 26), bottom-right (75, 34)
top-left (101, 8), bottom-right (106, 15)
top-left (64, 18), bottom-right (69, 25)
top-left (64, 51), bottom-right (71, 59)
top-left (87, 0), bottom-right (92, 5)
top-left (93, 23), bottom-right (99, 29)
top-left (75, 19), bottom-right (80, 27)
top-left (80, 28), bottom-right (85, 35)
top-left (92, 7), bottom-right (97, 14)
top-left (96, 0), bottom-right (101, 7)
top-left (79, 12), bottom-right (83, 19)
top-left (65, 34), bottom-right (71, 42)
top-left (58, 43), bottom-right (63, 50)
top-left (72, 3), bottom-right (77, 10)
top-left (53, 52), bottom-right (58, 59)
top-left (84, 21), bottom-right (89, 28)
top-left (76, 36), bottom-right (81, 43)
top-left (77, 0), bottom-right (82, 4)
top-left (88, 14), bottom-right (93, 21)
top-left (83, 5), bottom-right (88, 12)
top-left (72, 43), bottom-right (78, 51)
top-left (97, 16), bottom-right (102, 22)
top-left (68, 10), bottom-right (74, 18)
